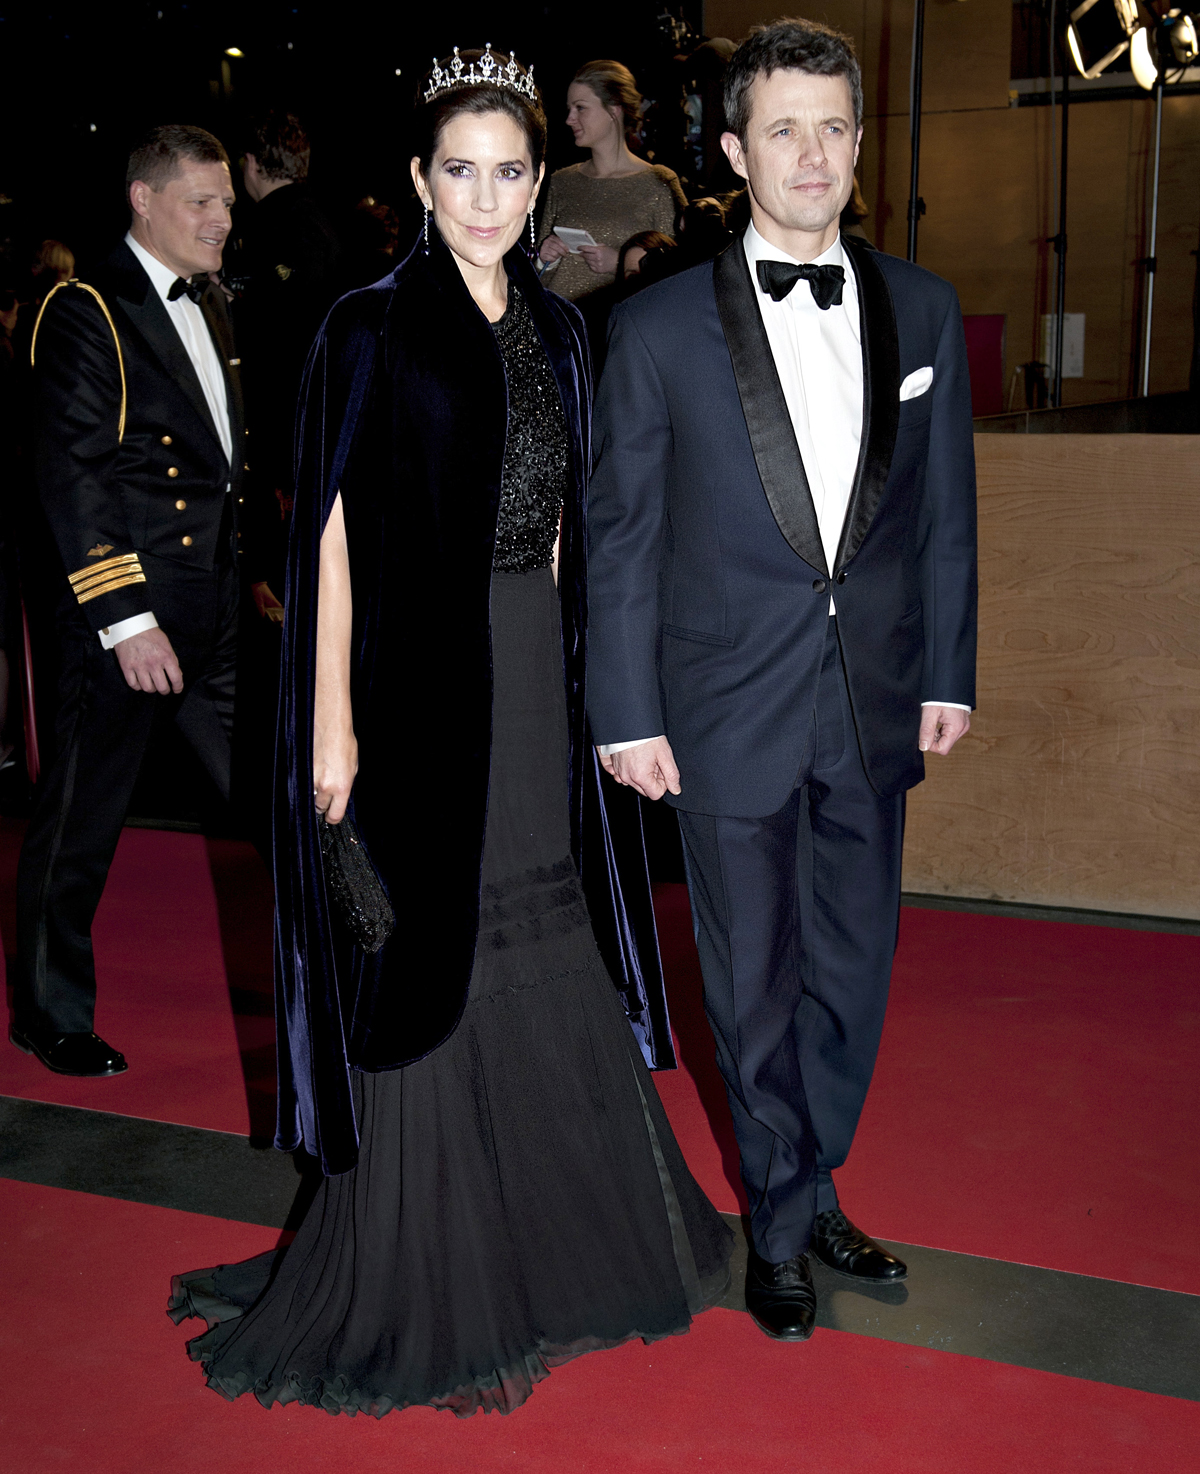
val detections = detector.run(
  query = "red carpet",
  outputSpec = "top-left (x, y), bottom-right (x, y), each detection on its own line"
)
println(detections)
top-left (3, 1178), bottom-right (1196, 1474)
top-left (0, 826), bottom-right (270, 1136)
top-left (654, 884), bottom-right (1200, 1293)
top-left (2, 822), bottom-right (1197, 1291)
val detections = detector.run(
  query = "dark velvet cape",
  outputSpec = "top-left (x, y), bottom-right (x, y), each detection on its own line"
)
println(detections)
top-left (272, 232), bottom-right (673, 1176)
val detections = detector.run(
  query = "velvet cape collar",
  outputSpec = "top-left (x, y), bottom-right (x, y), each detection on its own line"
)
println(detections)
top-left (272, 231), bottom-right (671, 1176)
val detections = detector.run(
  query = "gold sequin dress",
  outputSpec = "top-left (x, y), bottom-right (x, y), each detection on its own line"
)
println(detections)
top-left (538, 163), bottom-right (687, 301)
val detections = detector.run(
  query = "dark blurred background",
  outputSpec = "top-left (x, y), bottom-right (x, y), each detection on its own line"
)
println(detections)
top-left (0, 0), bottom-right (708, 272)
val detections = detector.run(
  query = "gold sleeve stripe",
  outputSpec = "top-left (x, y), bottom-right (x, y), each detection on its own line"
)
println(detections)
top-left (31, 279), bottom-right (127, 443)
top-left (69, 552), bottom-right (141, 586)
top-left (75, 570), bottom-right (147, 606)
top-left (72, 569), bottom-right (144, 599)
top-left (73, 569), bottom-right (145, 599)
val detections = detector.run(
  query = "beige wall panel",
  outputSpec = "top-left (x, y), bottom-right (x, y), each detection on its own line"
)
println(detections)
top-left (903, 435), bottom-right (1200, 918)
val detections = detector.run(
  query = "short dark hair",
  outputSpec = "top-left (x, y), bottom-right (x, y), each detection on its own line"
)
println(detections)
top-left (414, 50), bottom-right (547, 177)
top-left (247, 110), bottom-right (310, 183)
top-left (724, 18), bottom-right (863, 143)
top-left (618, 229), bottom-right (675, 279)
top-left (125, 124), bottom-right (231, 197)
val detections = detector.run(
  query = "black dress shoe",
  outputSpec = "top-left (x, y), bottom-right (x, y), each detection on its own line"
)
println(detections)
top-left (810, 1209), bottom-right (907, 1283)
top-left (10, 1028), bottom-right (128, 1077)
top-left (745, 1248), bottom-right (817, 1341)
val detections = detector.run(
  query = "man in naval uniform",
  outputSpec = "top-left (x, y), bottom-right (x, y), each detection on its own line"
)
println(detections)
top-left (11, 124), bottom-right (246, 1076)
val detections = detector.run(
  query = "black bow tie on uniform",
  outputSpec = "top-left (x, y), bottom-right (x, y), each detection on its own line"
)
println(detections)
top-left (167, 276), bottom-right (205, 305)
top-left (756, 259), bottom-right (845, 310)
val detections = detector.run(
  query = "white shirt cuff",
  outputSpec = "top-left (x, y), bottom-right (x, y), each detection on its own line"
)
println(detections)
top-left (99, 612), bottom-right (159, 649)
top-left (599, 736), bottom-right (664, 757)
top-left (922, 701), bottom-right (972, 712)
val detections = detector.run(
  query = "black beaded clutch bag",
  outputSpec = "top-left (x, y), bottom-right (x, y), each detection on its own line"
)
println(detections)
top-left (318, 816), bottom-right (395, 954)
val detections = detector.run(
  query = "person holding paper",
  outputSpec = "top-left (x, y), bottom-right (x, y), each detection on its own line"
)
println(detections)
top-left (537, 59), bottom-right (685, 302)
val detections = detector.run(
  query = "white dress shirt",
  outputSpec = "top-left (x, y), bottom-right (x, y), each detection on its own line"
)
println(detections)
top-left (99, 234), bottom-right (233, 648)
top-left (601, 223), bottom-right (966, 755)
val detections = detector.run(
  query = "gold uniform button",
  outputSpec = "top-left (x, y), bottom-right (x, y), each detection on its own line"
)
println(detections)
top-left (181, 535), bottom-right (193, 547)
top-left (175, 499), bottom-right (187, 511)
top-left (161, 434), bottom-right (173, 446)
top-left (167, 466), bottom-right (179, 478)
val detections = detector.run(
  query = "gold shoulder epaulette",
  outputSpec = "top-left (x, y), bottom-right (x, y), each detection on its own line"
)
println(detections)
top-left (68, 551), bottom-right (146, 606)
top-left (30, 279), bottom-right (127, 443)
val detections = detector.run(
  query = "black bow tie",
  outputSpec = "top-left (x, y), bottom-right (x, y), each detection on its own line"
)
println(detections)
top-left (167, 276), bottom-right (206, 305)
top-left (756, 259), bottom-right (845, 310)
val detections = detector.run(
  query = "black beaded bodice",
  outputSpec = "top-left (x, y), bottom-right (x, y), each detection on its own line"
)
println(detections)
top-left (490, 285), bottom-right (569, 573)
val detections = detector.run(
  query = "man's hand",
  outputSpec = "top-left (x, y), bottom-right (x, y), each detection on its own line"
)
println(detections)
top-left (599, 736), bottom-right (681, 801)
top-left (579, 243), bottom-right (619, 276)
top-left (115, 627), bottom-right (183, 695)
top-left (252, 580), bottom-right (284, 624)
top-left (919, 705), bottom-right (971, 756)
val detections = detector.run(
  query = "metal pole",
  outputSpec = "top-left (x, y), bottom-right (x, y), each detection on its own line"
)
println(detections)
top-left (1053, 65), bottom-right (1070, 407)
top-left (1141, 79), bottom-right (1164, 397)
top-left (907, 0), bottom-right (926, 262)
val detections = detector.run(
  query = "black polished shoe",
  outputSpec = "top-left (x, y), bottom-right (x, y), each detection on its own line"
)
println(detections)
top-left (810, 1209), bottom-right (907, 1283)
top-left (745, 1248), bottom-right (817, 1341)
top-left (10, 1028), bottom-right (128, 1077)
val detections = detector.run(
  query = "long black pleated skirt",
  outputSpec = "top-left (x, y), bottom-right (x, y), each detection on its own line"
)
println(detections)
top-left (169, 567), bottom-right (734, 1418)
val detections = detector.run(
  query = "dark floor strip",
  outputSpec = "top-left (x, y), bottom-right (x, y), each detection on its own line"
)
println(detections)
top-left (901, 892), bottom-right (1200, 936)
top-left (3, 1094), bottom-right (1197, 1401)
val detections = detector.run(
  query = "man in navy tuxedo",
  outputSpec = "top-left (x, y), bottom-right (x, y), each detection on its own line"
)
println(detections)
top-left (587, 19), bottom-right (977, 1340)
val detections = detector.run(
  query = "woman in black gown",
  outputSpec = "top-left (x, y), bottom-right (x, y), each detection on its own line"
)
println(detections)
top-left (169, 48), bottom-right (733, 1418)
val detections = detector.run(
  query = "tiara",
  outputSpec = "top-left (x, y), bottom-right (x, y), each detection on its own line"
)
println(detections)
top-left (423, 43), bottom-right (537, 104)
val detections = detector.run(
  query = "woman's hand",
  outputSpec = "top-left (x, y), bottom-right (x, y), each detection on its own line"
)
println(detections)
top-left (313, 722), bottom-right (358, 825)
top-left (579, 243), bottom-right (619, 275)
top-left (539, 234), bottom-right (569, 264)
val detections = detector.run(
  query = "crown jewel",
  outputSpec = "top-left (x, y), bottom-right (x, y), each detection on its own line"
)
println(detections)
top-left (423, 43), bottom-right (537, 104)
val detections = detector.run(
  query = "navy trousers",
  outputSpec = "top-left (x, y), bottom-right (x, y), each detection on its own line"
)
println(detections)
top-left (676, 619), bottom-right (905, 1264)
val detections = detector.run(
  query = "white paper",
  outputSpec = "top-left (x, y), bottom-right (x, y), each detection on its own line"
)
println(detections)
top-left (553, 226), bottom-right (598, 253)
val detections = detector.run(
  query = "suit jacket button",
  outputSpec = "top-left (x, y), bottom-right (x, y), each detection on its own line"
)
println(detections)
top-left (175, 499), bottom-right (187, 510)
top-left (167, 466), bottom-right (179, 478)
top-left (181, 535), bottom-right (193, 547)
top-left (161, 435), bottom-right (173, 446)
top-left (835, 571), bottom-right (846, 585)
top-left (812, 578), bottom-right (827, 593)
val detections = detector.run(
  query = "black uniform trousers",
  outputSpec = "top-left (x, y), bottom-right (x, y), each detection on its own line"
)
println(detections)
top-left (14, 544), bottom-right (238, 1037)
top-left (676, 618), bottom-right (905, 1265)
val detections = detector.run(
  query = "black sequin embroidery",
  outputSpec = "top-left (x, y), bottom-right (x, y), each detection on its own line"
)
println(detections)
top-left (490, 286), bottom-right (569, 574)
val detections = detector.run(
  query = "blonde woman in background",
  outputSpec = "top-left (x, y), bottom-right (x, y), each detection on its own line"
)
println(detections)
top-left (538, 60), bottom-right (686, 303)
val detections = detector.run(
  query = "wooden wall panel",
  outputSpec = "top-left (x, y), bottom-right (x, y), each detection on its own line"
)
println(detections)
top-left (902, 435), bottom-right (1200, 918)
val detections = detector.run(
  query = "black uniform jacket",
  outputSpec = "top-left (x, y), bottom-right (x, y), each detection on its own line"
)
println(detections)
top-left (273, 231), bottom-right (669, 1176)
top-left (30, 240), bottom-right (244, 631)
top-left (587, 234), bottom-right (978, 816)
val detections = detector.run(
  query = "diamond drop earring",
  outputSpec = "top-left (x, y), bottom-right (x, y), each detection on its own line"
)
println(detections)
top-left (423, 205), bottom-right (430, 252)
top-left (528, 211), bottom-right (536, 252)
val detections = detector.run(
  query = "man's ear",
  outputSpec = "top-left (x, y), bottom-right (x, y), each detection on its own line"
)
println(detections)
top-left (720, 131), bottom-right (749, 182)
top-left (854, 126), bottom-right (863, 167)
top-left (129, 180), bottom-right (152, 220)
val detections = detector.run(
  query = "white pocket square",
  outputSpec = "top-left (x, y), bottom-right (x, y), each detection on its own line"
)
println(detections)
top-left (900, 366), bottom-right (933, 401)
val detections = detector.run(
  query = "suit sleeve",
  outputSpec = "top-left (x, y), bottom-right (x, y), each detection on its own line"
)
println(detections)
top-left (919, 286), bottom-right (978, 708)
top-left (586, 303), bottom-right (672, 746)
top-left (32, 286), bottom-right (152, 630)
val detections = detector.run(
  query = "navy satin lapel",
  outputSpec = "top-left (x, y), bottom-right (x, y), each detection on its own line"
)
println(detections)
top-left (117, 281), bottom-right (225, 455)
top-left (835, 234), bottom-right (900, 571)
top-left (713, 240), bottom-right (826, 577)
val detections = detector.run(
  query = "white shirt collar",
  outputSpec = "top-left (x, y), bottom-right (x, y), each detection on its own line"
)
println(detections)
top-left (125, 231), bottom-right (188, 306)
top-left (743, 221), bottom-right (847, 275)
